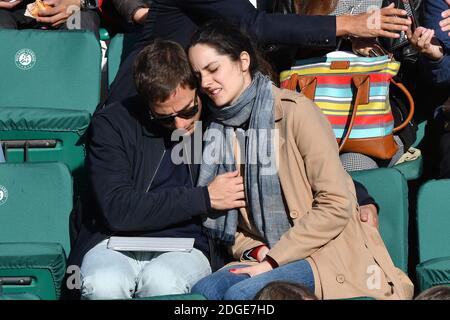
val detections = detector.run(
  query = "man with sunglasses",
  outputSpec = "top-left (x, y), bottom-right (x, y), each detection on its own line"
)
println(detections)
top-left (66, 40), bottom-right (244, 300)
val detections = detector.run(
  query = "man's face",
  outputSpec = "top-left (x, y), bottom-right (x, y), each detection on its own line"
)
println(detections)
top-left (150, 85), bottom-right (202, 135)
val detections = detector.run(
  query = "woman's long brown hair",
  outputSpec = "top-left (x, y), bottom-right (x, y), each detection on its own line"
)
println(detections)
top-left (293, 0), bottom-right (338, 15)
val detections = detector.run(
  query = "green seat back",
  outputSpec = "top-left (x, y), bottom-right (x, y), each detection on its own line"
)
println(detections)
top-left (417, 179), bottom-right (450, 263)
top-left (0, 162), bottom-right (72, 299)
top-left (0, 162), bottom-right (72, 254)
top-left (0, 29), bottom-right (101, 112)
top-left (350, 168), bottom-right (409, 272)
top-left (0, 30), bottom-right (101, 187)
top-left (107, 33), bottom-right (140, 88)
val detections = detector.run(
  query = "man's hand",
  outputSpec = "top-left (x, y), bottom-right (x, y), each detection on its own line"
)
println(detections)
top-left (359, 204), bottom-right (379, 229)
top-left (230, 261), bottom-right (273, 277)
top-left (440, 0), bottom-right (450, 37)
top-left (337, 3), bottom-right (411, 39)
top-left (36, 0), bottom-right (80, 28)
top-left (0, 0), bottom-right (23, 9)
top-left (351, 37), bottom-right (379, 56)
top-left (133, 7), bottom-right (149, 25)
top-left (407, 27), bottom-right (444, 61)
top-left (207, 171), bottom-right (245, 210)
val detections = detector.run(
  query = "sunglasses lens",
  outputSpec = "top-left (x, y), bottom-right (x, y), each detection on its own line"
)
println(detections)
top-left (150, 93), bottom-right (198, 124)
top-left (178, 104), bottom-right (199, 119)
top-left (159, 116), bottom-right (176, 125)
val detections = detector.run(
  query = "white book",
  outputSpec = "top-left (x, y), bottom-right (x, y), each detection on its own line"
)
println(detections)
top-left (107, 237), bottom-right (195, 253)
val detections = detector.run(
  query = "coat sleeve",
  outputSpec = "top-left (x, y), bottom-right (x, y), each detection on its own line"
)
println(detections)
top-left (420, 0), bottom-right (450, 87)
top-left (111, 0), bottom-right (150, 24)
top-left (175, 0), bottom-right (336, 48)
top-left (354, 180), bottom-right (378, 210)
top-left (268, 96), bottom-right (356, 266)
top-left (87, 112), bottom-right (211, 233)
top-left (230, 228), bottom-right (265, 261)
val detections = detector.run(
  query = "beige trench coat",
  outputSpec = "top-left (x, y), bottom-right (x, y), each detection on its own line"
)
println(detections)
top-left (228, 86), bottom-right (414, 300)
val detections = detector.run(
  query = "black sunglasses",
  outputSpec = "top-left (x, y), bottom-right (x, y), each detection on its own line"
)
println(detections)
top-left (149, 91), bottom-right (199, 125)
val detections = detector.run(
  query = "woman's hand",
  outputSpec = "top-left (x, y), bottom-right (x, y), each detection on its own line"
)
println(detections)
top-left (441, 0), bottom-right (450, 37)
top-left (337, 3), bottom-right (411, 39)
top-left (230, 261), bottom-right (273, 277)
top-left (407, 27), bottom-right (444, 61)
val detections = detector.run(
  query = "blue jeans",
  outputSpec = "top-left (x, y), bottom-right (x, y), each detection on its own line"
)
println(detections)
top-left (80, 239), bottom-right (211, 300)
top-left (192, 259), bottom-right (314, 300)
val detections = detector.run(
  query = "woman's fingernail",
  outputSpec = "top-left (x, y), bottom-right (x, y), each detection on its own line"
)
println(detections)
top-left (229, 269), bottom-right (236, 272)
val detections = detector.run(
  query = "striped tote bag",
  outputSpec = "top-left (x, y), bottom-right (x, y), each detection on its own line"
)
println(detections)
top-left (280, 53), bottom-right (414, 160)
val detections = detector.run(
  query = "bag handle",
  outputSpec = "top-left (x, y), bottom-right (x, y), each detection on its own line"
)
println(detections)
top-left (338, 75), bottom-right (370, 151)
top-left (286, 73), bottom-right (317, 100)
top-left (391, 77), bottom-right (415, 133)
top-left (287, 73), bottom-right (369, 151)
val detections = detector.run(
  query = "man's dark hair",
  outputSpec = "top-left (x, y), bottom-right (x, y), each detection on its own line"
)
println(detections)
top-left (133, 39), bottom-right (197, 106)
top-left (254, 281), bottom-right (318, 300)
top-left (415, 285), bottom-right (450, 300)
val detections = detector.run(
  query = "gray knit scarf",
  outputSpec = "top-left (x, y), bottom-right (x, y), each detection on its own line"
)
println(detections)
top-left (197, 72), bottom-right (291, 248)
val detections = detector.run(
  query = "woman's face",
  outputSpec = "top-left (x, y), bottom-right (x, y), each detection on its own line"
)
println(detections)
top-left (188, 43), bottom-right (252, 107)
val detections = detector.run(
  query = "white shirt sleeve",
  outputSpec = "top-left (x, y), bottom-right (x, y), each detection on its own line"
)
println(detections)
top-left (248, 0), bottom-right (257, 8)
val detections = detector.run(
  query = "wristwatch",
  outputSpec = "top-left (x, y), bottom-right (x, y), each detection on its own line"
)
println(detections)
top-left (80, 0), bottom-right (98, 10)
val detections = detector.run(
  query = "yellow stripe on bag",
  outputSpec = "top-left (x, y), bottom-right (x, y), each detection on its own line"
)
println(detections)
top-left (280, 62), bottom-right (400, 81)
top-left (316, 101), bottom-right (391, 113)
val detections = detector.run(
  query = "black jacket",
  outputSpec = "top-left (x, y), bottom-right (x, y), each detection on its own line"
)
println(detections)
top-left (112, 0), bottom-right (150, 24)
top-left (107, 0), bottom-right (337, 103)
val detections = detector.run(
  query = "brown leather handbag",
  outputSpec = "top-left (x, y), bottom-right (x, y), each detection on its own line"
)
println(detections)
top-left (280, 54), bottom-right (414, 159)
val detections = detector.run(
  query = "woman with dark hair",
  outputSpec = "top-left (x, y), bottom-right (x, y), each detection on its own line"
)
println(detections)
top-left (188, 20), bottom-right (413, 300)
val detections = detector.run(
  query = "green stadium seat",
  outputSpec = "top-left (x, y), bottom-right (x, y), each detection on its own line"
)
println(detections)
top-left (0, 292), bottom-right (41, 300)
top-left (107, 33), bottom-right (140, 88)
top-left (416, 179), bottom-right (450, 291)
top-left (0, 30), bottom-right (101, 179)
top-left (394, 155), bottom-right (423, 181)
top-left (350, 168), bottom-right (409, 272)
top-left (0, 162), bottom-right (73, 300)
top-left (392, 117), bottom-right (429, 181)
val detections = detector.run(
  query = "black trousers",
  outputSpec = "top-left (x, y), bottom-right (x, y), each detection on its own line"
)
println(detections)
top-left (0, 5), bottom-right (100, 35)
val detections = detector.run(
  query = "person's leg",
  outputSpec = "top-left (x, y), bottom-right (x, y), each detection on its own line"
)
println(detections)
top-left (223, 259), bottom-right (315, 300)
top-left (340, 152), bottom-right (378, 172)
top-left (80, 240), bottom-right (140, 300)
top-left (0, 2), bottom-right (39, 30)
top-left (135, 248), bottom-right (211, 298)
top-left (191, 265), bottom-right (251, 300)
top-left (0, 9), bottom-right (19, 29)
